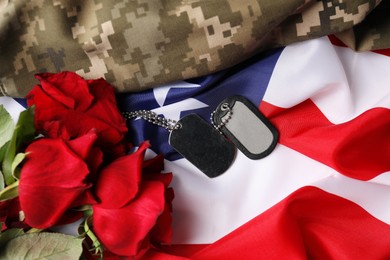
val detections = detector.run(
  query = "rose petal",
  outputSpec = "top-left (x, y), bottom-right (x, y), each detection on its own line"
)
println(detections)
top-left (27, 86), bottom-right (68, 132)
top-left (20, 185), bottom-right (89, 229)
top-left (93, 181), bottom-right (165, 256)
top-left (142, 156), bottom-right (173, 189)
top-left (85, 146), bottom-right (104, 183)
top-left (19, 137), bottom-right (92, 228)
top-left (53, 210), bottom-right (84, 227)
top-left (0, 198), bottom-right (22, 231)
top-left (150, 187), bottom-right (174, 244)
top-left (67, 129), bottom-right (98, 160)
top-left (94, 142), bottom-right (150, 209)
top-left (144, 172), bottom-right (173, 188)
top-left (27, 73), bottom-right (127, 157)
top-left (22, 138), bottom-right (90, 186)
top-left (61, 111), bottom-right (126, 155)
top-left (87, 78), bottom-right (127, 135)
top-left (43, 121), bottom-right (71, 140)
top-left (72, 190), bottom-right (97, 208)
top-left (35, 72), bottom-right (93, 111)
top-left (36, 79), bottom-right (75, 109)
top-left (143, 154), bottom-right (165, 173)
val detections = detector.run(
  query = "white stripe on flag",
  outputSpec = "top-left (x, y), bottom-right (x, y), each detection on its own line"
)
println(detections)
top-left (264, 37), bottom-right (390, 123)
top-left (166, 144), bottom-right (332, 244)
top-left (0, 97), bottom-right (25, 123)
top-left (370, 172), bottom-right (390, 186)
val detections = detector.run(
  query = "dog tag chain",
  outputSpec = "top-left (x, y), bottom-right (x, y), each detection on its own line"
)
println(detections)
top-left (122, 110), bottom-right (236, 178)
top-left (123, 95), bottom-right (278, 178)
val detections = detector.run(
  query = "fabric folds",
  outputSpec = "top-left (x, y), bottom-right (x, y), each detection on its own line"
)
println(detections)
top-left (0, 0), bottom-right (389, 97)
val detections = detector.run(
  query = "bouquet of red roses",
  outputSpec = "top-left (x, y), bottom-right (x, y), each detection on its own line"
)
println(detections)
top-left (0, 72), bottom-right (173, 259)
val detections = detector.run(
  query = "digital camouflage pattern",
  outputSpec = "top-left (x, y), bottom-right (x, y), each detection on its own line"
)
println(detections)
top-left (0, 0), bottom-right (389, 97)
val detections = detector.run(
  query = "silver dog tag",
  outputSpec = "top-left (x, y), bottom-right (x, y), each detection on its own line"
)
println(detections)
top-left (212, 96), bottom-right (278, 159)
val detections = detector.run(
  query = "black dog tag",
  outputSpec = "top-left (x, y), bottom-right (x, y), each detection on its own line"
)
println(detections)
top-left (213, 96), bottom-right (278, 159)
top-left (169, 114), bottom-right (236, 178)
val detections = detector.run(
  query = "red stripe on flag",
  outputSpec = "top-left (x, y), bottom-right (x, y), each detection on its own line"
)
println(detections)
top-left (194, 187), bottom-right (390, 259)
top-left (151, 187), bottom-right (390, 259)
top-left (260, 100), bottom-right (390, 180)
top-left (374, 48), bottom-right (390, 56)
top-left (328, 35), bottom-right (390, 56)
top-left (328, 35), bottom-right (347, 47)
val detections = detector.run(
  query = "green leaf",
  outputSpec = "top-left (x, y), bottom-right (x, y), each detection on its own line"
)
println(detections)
top-left (0, 228), bottom-right (24, 248)
top-left (11, 153), bottom-right (26, 180)
top-left (0, 180), bottom-right (19, 201)
top-left (0, 232), bottom-right (83, 260)
top-left (0, 105), bottom-right (15, 150)
top-left (0, 170), bottom-right (4, 191)
top-left (0, 140), bottom-right (9, 165)
top-left (2, 106), bottom-right (35, 186)
top-left (78, 214), bottom-right (103, 259)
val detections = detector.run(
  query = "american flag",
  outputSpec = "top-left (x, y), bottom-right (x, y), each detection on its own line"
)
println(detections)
top-left (2, 36), bottom-right (390, 259)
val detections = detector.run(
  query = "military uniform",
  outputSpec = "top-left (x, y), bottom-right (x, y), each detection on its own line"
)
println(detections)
top-left (0, 0), bottom-right (389, 97)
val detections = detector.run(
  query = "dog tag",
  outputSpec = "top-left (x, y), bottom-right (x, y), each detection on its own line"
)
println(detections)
top-left (213, 96), bottom-right (278, 159)
top-left (169, 114), bottom-right (236, 178)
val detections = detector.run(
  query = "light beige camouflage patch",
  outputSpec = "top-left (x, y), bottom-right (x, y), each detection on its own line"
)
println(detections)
top-left (296, 1), bottom-right (324, 37)
top-left (169, 2), bottom-right (240, 72)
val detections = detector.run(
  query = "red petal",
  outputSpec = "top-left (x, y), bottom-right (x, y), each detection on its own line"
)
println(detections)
top-left (43, 121), bottom-right (71, 140)
top-left (56, 111), bottom-right (126, 156)
top-left (37, 78), bottom-right (75, 109)
top-left (19, 137), bottom-right (91, 228)
top-left (140, 156), bottom-right (174, 244)
top-left (86, 146), bottom-right (104, 183)
top-left (20, 186), bottom-right (89, 229)
top-left (144, 172), bottom-right (173, 188)
top-left (27, 73), bottom-right (127, 157)
top-left (150, 187), bottom-right (174, 244)
top-left (72, 190), bottom-right (98, 208)
top-left (142, 155), bottom-right (172, 188)
top-left (143, 154), bottom-right (164, 173)
top-left (0, 198), bottom-right (22, 231)
top-left (165, 187), bottom-right (175, 213)
top-left (67, 129), bottom-right (98, 160)
top-left (26, 86), bottom-right (68, 132)
top-left (22, 138), bottom-right (90, 187)
top-left (93, 181), bottom-right (165, 256)
top-left (94, 143), bottom-right (150, 209)
top-left (35, 72), bottom-right (93, 111)
top-left (87, 79), bottom-right (128, 135)
top-left (54, 210), bottom-right (84, 227)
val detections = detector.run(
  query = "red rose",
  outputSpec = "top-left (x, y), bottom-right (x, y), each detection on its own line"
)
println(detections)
top-left (19, 136), bottom-right (173, 256)
top-left (0, 198), bottom-right (27, 231)
top-left (92, 142), bottom-right (173, 257)
top-left (21, 72), bottom-right (174, 256)
top-left (19, 130), bottom-right (101, 228)
top-left (26, 71), bottom-right (128, 157)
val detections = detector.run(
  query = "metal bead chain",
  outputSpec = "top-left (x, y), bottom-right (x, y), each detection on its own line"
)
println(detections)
top-left (122, 110), bottom-right (181, 132)
top-left (210, 103), bottom-right (232, 134)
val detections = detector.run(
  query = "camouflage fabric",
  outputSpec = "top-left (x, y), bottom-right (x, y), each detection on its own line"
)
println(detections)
top-left (335, 0), bottom-right (390, 51)
top-left (0, 0), bottom-right (389, 97)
